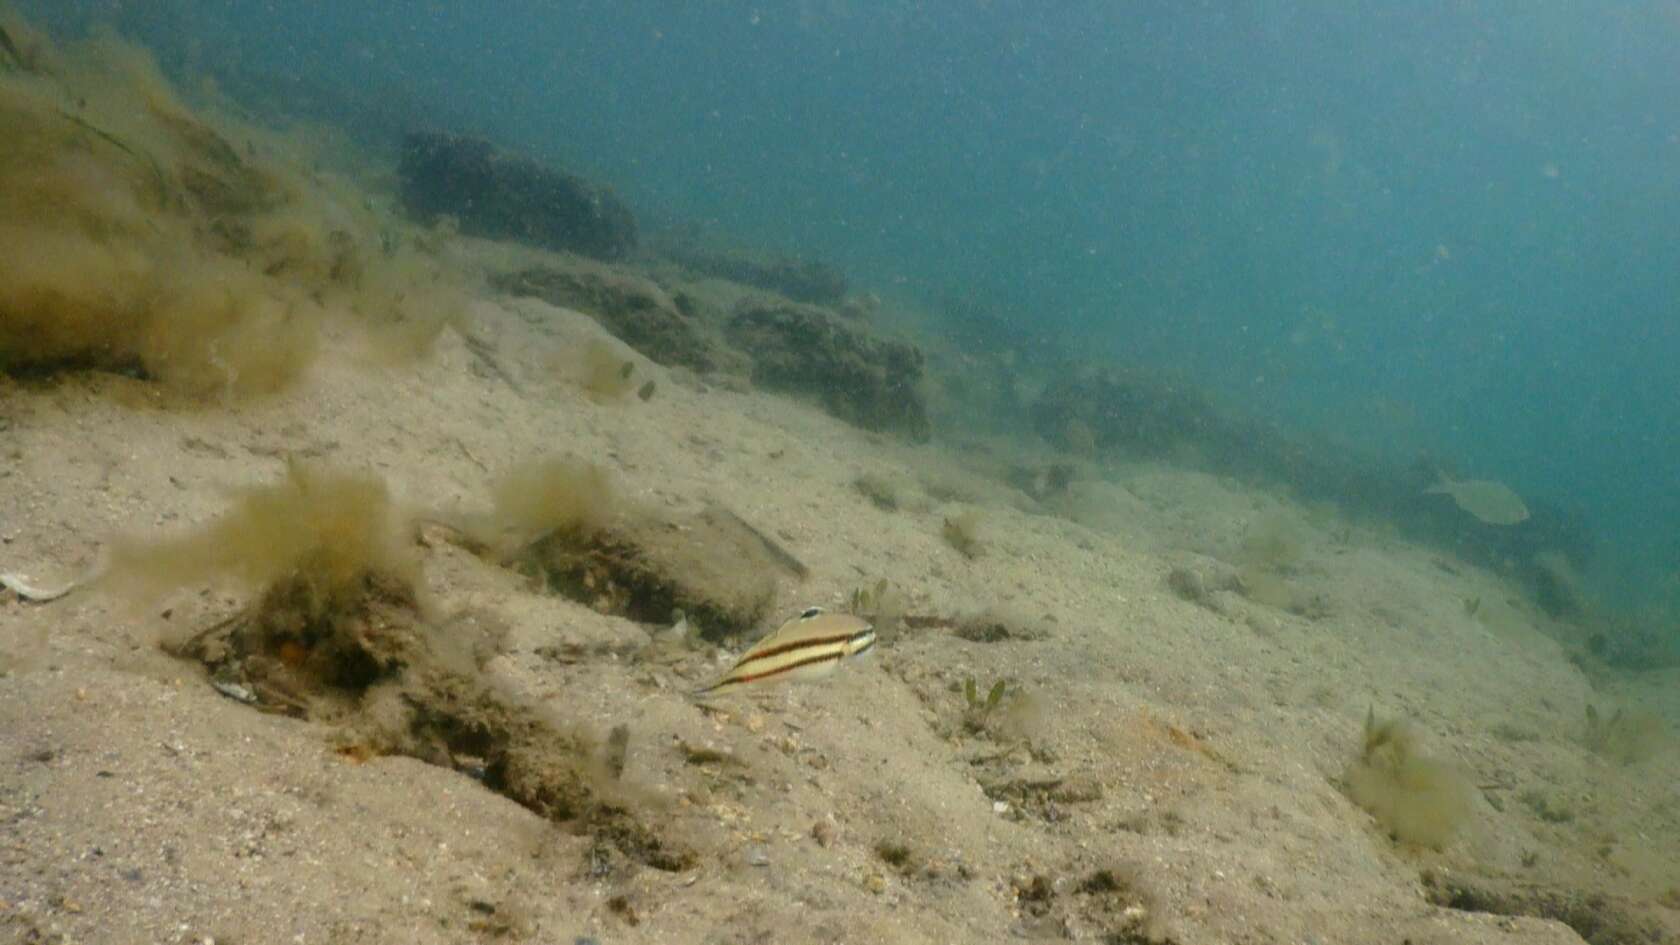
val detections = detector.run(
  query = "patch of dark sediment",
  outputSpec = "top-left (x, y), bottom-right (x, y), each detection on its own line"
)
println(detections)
top-left (167, 567), bottom-right (696, 873)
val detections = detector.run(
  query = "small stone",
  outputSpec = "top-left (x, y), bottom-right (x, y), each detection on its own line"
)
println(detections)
top-left (992, 801), bottom-right (1010, 815)
top-left (811, 820), bottom-right (835, 848)
top-left (745, 847), bottom-right (770, 867)
top-left (863, 872), bottom-right (887, 894)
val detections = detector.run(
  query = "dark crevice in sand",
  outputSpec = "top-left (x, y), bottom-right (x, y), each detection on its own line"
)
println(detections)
top-left (1424, 870), bottom-right (1663, 945)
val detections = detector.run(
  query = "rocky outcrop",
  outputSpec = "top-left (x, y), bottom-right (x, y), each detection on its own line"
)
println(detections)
top-left (399, 132), bottom-right (637, 260)
top-left (492, 264), bottom-right (715, 371)
top-left (727, 300), bottom-right (930, 440)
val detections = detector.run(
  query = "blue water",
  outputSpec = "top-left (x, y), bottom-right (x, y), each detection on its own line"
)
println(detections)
top-left (24, 0), bottom-right (1680, 613)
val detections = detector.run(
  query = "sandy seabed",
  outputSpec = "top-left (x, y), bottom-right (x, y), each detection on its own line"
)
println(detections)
top-left (2, 271), bottom-right (1678, 945)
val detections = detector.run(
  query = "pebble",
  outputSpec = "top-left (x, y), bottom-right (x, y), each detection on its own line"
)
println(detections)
top-left (810, 820), bottom-right (835, 847)
top-left (745, 847), bottom-right (770, 867)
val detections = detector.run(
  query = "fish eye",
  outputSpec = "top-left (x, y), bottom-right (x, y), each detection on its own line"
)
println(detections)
top-left (800, 606), bottom-right (824, 619)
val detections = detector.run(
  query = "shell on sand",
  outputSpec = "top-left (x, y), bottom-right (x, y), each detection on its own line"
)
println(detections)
top-left (0, 570), bottom-right (79, 602)
top-left (1425, 476), bottom-right (1530, 526)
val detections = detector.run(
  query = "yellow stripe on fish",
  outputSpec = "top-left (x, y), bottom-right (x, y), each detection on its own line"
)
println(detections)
top-left (694, 607), bottom-right (876, 696)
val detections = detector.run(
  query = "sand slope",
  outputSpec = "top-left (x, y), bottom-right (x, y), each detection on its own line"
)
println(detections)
top-left (2, 286), bottom-right (1676, 945)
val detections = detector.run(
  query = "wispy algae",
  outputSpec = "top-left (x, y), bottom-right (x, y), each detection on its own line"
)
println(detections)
top-left (942, 507), bottom-right (986, 559)
top-left (1345, 709), bottom-right (1474, 849)
top-left (0, 22), bottom-right (463, 397)
top-left (102, 460), bottom-right (419, 615)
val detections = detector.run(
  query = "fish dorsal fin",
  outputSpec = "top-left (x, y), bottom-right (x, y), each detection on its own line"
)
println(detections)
top-left (753, 610), bottom-right (864, 651)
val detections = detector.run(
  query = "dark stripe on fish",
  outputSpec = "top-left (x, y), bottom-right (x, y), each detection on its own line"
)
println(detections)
top-left (720, 649), bottom-right (849, 687)
top-left (734, 631), bottom-right (870, 667)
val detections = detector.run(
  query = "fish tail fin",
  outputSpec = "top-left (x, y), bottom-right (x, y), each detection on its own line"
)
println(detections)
top-left (689, 678), bottom-right (732, 700)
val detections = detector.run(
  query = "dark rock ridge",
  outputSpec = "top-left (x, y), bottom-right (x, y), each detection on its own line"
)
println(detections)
top-left (492, 265), bottom-right (715, 372)
top-left (399, 132), bottom-right (637, 261)
top-left (727, 300), bottom-right (931, 441)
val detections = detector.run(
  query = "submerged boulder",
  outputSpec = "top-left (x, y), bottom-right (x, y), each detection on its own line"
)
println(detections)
top-left (399, 132), bottom-right (637, 261)
top-left (727, 300), bottom-right (931, 440)
top-left (492, 264), bottom-right (715, 371)
top-left (527, 504), bottom-right (780, 642)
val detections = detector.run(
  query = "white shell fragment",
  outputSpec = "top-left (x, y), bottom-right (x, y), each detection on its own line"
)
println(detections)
top-left (211, 681), bottom-right (258, 704)
top-left (0, 571), bottom-right (79, 602)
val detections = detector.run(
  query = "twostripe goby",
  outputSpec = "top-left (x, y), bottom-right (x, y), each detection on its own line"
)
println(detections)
top-left (693, 607), bottom-right (876, 696)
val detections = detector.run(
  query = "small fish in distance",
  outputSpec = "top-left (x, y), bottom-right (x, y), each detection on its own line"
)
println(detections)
top-left (1424, 472), bottom-right (1529, 526)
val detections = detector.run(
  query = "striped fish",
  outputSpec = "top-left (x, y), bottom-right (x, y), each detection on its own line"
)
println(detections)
top-left (694, 607), bottom-right (876, 697)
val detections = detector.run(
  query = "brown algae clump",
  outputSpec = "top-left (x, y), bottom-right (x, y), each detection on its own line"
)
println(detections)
top-left (463, 457), bottom-right (773, 639)
top-left (942, 507), bottom-right (985, 559)
top-left (101, 461), bottom-right (426, 720)
top-left (465, 455), bottom-right (616, 558)
top-left (105, 460), bottom-right (418, 612)
top-left (0, 21), bottom-right (464, 396)
top-left (110, 460), bottom-right (691, 870)
top-left (1345, 709), bottom-right (1473, 849)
